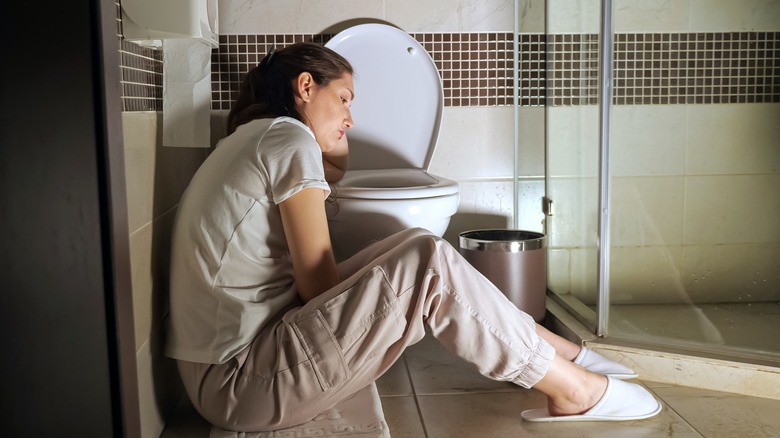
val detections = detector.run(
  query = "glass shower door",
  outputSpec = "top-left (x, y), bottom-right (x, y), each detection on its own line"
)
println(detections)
top-left (544, 0), bottom-right (603, 331)
top-left (605, 0), bottom-right (780, 361)
top-left (543, 0), bottom-right (780, 362)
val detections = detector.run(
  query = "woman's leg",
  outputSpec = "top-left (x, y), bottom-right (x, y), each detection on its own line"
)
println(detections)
top-left (536, 324), bottom-right (581, 361)
top-left (181, 229), bottom-right (649, 431)
top-left (532, 355), bottom-right (608, 415)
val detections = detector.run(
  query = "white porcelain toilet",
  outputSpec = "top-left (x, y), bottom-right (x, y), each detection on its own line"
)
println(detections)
top-left (324, 24), bottom-right (460, 260)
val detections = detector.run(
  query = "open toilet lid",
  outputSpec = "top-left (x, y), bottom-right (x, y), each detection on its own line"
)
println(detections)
top-left (325, 24), bottom-right (443, 171)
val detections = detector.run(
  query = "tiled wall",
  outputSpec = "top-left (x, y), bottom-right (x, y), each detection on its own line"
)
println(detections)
top-left (122, 31), bottom-right (780, 110)
top-left (119, 40), bottom-right (163, 111)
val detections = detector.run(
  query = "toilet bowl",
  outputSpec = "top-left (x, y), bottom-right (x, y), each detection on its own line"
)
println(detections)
top-left (325, 24), bottom-right (460, 260)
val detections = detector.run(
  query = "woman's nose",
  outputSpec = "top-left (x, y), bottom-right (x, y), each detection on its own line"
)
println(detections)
top-left (344, 110), bottom-right (354, 130)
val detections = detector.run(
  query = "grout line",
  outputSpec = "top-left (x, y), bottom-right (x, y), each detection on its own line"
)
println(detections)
top-left (403, 355), bottom-right (431, 438)
top-left (643, 383), bottom-right (706, 438)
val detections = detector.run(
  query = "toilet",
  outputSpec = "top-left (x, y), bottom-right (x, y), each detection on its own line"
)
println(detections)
top-left (324, 24), bottom-right (460, 260)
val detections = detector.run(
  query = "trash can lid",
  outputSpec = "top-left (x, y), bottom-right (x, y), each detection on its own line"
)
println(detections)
top-left (459, 229), bottom-right (546, 252)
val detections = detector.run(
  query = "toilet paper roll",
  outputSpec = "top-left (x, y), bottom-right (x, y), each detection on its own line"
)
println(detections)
top-left (162, 38), bottom-right (212, 148)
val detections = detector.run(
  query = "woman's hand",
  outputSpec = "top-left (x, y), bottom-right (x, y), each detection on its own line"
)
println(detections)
top-left (279, 187), bottom-right (339, 302)
top-left (322, 134), bottom-right (349, 183)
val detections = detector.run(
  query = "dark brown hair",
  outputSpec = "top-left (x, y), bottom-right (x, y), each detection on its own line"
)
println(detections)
top-left (226, 42), bottom-right (353, 135)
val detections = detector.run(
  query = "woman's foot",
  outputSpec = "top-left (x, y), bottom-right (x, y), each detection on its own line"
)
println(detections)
top-left (532, 355), bottom-right (608, 416)
top-left (524, 355), bottom-right (660, 422)
top-left (573, 347), bottom-right (639, 379)
top-left (534, 325), bottom-right (638, 379)
top-left (524, 377), bottom-right (662, 422)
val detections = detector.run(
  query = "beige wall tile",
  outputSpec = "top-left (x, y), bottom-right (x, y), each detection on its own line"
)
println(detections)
top-left (611, 106), bottom-right (687, 177)
top-left (610, 176), bottom-right (685, 246)
top-left (387, 0), bottom-right (514, 32)
top-left (123, 112), bottom-right (158, 233)
top-left (686, 104), bottom-right (780, 176)
top-left (430, 107), bottom-right (515, 180)
top-left (517, 0), bottom-right (547, 33)
top-left (548, 0), bottom-right (600, 34)
top-left (130, 221), bottom-right (154, 352)
top-left (689, 0), bottom-right (780, 31)
top-left (682, 242), bottom-right (780, 302)
top-left (218, 0), bottom-right (384, 34)
top-left (451, 179), bottom-right (515, 218)
top-left (547, 106), bottom-right (599, 178)
top-left (516, 179), bottom-right (545, 232)
top-left (609, 245), bottom-right (686, 304)
top-left (684, 174), bottom-right (780, 245)
top-left (548, 248), bottom-right (572, 294)
top-left (153, 140), bottom-right (212, 217)
top-left (129, 210), bottom-right (178, 352)
top-left (546, 176), bottom-right (599, 247)
top-left (443, 179), bottom-right (514, 245)
top-left (568, 246), bottom-right (598, 304)
top-left (516, 106), bottom-right (545, 178)
top-left (614, 0), bottom-right (691, 33)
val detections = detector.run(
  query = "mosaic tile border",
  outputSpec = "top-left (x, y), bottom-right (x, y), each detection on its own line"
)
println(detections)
top-left (613, 32), bottom-right (780, 105)
top-left (211, 33), bottom-right (515, 110)
top-left (118, 31), bottom-right (780, 111)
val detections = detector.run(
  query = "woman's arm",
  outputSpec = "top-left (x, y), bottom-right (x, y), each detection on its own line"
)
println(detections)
top-left (322, 134), bottom-right (349, 183)
top-left (279, 187), bottom-right (339, 302)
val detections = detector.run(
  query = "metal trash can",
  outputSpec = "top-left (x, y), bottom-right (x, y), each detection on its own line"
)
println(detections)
top-left (459, 229), bottom-right (547, 322)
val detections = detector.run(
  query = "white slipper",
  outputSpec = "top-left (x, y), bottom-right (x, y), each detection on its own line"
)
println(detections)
top-left (574, 347), bottom-right (639, 379)
top-left (521, 377), bottom-right (662, 422)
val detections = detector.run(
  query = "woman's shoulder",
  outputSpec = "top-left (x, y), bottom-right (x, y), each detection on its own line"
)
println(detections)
top-left (268, 116), bottom-right (315, 138)
top-left (222, 117), bottom-right (314, 150)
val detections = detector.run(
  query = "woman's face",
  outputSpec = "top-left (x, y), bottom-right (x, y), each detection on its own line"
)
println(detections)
top-left (297, 72), bottom-right (355, 153)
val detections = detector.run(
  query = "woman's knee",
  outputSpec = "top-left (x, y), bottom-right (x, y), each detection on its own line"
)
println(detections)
top-left (397, 227), bottom-right (436, 240)
top-left (400, 229), bottom-right (453, 256)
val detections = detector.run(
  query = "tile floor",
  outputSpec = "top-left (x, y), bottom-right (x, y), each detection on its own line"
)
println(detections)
top-left (376, 334), bottom-right (780, 438)
top-left (162, 331), bottom-right (780, 437)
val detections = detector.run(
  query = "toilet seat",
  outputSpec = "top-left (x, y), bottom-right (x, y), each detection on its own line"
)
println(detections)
top-left (334, 169), bottom-right (459, 200)
top-left (325, 23), bottom-right (446, 172)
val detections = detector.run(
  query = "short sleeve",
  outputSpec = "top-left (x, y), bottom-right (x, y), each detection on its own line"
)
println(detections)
top-left (260, 119), bottom-right (330, 204)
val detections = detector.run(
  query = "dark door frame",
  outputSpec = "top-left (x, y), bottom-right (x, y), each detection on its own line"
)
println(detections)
top-left (0, 0), bottom-right (140, 435)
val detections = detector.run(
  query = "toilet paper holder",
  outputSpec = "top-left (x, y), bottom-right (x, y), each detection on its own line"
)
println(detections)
top-left (121, 0), bottom-right (219, 48)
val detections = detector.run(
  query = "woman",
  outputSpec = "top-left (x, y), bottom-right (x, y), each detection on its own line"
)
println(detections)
top-left (165, 42), bottom-right (661, 432)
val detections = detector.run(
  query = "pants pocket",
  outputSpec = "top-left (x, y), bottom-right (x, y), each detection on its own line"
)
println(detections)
top-left (290, 266), bottom-right (403, 391)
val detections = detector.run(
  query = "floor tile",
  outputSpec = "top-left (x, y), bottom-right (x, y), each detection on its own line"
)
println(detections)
top-left (379, 396), bottom-right (427, 437)
top-left (415, 390), bottom-right (701, 438)
top-left (649, 384), bottom-right (780, 438)
top-left (376, 357), bottom-right (414, 396)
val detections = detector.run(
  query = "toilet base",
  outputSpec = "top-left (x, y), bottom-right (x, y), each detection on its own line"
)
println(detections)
top-left (328, 212), bottom-right (452, 262)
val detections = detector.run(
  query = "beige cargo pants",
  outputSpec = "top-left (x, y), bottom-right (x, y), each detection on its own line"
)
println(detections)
top-left (177, 228), bottom-right (555, 432)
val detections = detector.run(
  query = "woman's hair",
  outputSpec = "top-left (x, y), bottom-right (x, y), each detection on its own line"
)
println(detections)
top-left (226, 42), bottom-right (353, 135)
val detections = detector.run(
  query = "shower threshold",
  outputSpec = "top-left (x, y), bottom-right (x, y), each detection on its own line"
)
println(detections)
top-left (545, 297), bottom-right (780, 400)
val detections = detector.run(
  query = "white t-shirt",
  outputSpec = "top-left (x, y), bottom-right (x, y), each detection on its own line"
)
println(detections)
top-left (165, 117), bottom-right (330, 364)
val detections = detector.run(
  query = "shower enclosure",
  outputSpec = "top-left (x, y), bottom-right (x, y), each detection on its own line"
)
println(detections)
top-left (523, 0), bottom-right (780, 364)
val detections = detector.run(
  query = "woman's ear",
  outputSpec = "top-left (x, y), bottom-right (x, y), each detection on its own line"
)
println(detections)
top-left (295, 72), bottom-right (315, 102)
